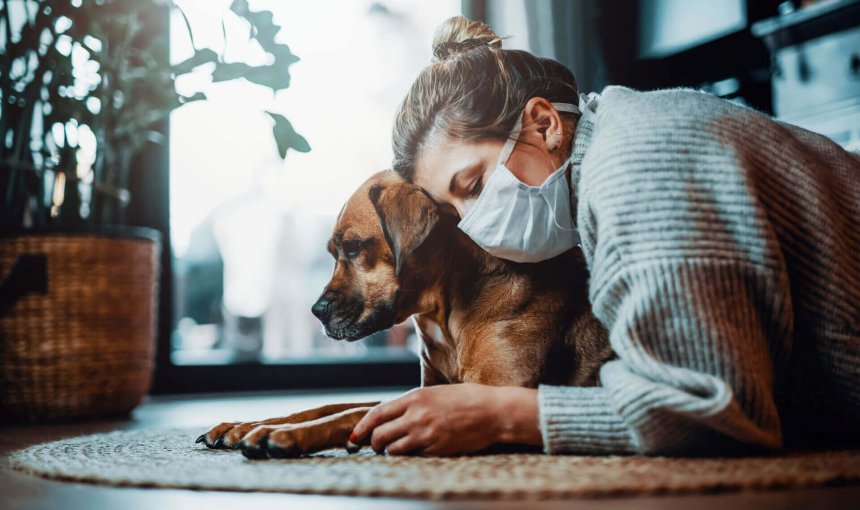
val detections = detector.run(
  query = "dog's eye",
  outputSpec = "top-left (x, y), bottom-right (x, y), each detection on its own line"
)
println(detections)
top-left (342, 240), bottom-right (361, 258)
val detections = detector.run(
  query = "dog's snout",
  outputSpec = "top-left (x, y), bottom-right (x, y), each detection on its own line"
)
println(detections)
top-left (312, 297), bottom-right (331, 320)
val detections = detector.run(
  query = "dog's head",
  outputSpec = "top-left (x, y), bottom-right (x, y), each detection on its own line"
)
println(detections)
top-left (312, 171), bottom-right (440, 341)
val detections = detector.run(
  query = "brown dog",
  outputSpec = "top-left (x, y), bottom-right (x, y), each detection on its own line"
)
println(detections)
top-left (198, 171), bottom-right (611, 458)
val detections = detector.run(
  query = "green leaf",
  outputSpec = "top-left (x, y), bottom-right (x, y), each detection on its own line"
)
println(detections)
top-left (266, 111), bottom-right (310, 158)
top-left (179, 91), bottom-right (206, 104)
top-left (172, 48), bottom-right (218, 75)
top-left (212, 62), bottom-right (293, 91)
top-left (265, 42), bottom-right (300, 68)
top-left (228, 0), bottom-right (299, 70)
top-left (229, 0), bottom-right (252, 16)
top-left (230, 0), bottom-right (280, 43)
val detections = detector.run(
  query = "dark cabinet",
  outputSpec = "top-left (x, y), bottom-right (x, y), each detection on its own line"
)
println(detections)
top-left (754, 0), bottom-right (860, 149)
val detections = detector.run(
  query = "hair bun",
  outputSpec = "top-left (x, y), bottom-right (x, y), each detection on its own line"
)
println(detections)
top-left (432, 38), bottom-right (489, 62)
top-left (432, 16), bottom-right (502, 62)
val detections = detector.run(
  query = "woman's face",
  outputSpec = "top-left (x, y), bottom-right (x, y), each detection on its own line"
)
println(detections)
top-left (413, 98), bottom-right (573, 217)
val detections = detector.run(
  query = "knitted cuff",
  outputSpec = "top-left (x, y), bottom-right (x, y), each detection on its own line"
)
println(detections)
top-left (538, 384), bottom-right (638, 454)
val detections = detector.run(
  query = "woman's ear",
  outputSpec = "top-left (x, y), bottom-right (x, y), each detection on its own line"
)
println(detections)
top-left (522, 97), bottom-right (564, 152)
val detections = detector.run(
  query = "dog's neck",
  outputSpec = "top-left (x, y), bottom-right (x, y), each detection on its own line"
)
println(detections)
top-left (396, 216), bottom-right (517, 345)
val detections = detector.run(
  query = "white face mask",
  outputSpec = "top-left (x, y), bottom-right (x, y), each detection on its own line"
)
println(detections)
top-left (457, 102), bottom-right (580, 263)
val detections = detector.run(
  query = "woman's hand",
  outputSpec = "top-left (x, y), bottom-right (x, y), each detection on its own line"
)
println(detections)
top-left (350, 383), bottom-right (542, 456)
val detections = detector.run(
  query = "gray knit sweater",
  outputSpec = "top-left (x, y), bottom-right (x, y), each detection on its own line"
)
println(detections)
top-left (538, 85), bottom-right (860, 455)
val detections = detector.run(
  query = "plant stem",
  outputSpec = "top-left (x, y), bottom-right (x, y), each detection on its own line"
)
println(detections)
top-left (1, 0), bottom-right (13, 218)
top-left (0, 0), bottom-right (11, 143)
top-left (6, 2), bottom-right (58, 227)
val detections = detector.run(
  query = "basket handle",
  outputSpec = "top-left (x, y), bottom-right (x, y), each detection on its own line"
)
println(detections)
top-left (0, 254), bottom-right (48, 316)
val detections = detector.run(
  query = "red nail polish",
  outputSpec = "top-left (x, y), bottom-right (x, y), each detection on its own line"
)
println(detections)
top-left (349, 431), bottom-right (358, 443)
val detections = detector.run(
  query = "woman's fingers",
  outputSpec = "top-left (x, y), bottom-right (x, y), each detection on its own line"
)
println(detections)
top-left (384, 434), bottom-right (424, 456)
top-left (351, 392), bottom-right (413, 441)
top-left (369, 417), bottom-right (411, 454)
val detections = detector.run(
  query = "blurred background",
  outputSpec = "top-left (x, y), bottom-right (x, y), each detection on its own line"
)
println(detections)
top-left (168, 0), bottom-right (458, 369)
top-left (2, 0), bottom-right (858, 396)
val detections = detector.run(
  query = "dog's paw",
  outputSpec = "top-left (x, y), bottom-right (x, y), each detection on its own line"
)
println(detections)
top-left (197, 421), bottom-right (258, 449)
top-left (239, 425), bottom-right (317, 459)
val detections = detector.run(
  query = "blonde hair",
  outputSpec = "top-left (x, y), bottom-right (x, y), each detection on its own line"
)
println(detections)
top-left (393, 16), bottom-right (580, 180)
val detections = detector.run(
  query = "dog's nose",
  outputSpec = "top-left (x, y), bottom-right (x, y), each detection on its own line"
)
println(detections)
top-left (312, 297), bottom-right (331, 321)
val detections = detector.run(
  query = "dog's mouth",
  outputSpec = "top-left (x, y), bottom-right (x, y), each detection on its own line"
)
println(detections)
top-left (322, 301), bottom-right (398, 342)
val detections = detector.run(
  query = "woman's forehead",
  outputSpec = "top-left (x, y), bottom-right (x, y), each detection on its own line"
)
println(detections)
top-left (414, 146), bottom-right (464, 189)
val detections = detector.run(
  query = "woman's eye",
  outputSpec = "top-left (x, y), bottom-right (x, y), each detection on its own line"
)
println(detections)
top-left (468, 176), bottom-right (482, 197)
top-left (343, 240), bottom-right (361, 258)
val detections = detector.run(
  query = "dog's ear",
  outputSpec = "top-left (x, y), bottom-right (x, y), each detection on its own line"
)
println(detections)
top-left (368, 182), bottom-right (439, 276)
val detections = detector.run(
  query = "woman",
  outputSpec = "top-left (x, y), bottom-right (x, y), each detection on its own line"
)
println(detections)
top-left (351, 16), bottom-right (860, 456)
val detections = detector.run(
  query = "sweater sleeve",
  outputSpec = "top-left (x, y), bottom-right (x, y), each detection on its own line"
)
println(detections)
top-left (539, 256), bottom-right (789, 455)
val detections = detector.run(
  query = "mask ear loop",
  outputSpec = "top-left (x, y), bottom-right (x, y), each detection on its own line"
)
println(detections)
top-left (541, 102), bottom-right (580, 234)
top-left (497, 116), bottom-right (523, 168)
top-left (543, 176), bottom-right (582, 246)
top-left (541, 160), bottom-right (578, 233)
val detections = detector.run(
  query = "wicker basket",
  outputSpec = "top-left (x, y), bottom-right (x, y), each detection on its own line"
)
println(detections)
top-left (0, 228), bottom-right (161, 423)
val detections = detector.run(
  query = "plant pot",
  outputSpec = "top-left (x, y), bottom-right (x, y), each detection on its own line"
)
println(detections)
top-left (0, 227), bottom-right (161, 423)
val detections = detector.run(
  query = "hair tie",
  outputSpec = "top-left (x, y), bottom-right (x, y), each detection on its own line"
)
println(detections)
top-left (433, 38), bottom-right (490, 62)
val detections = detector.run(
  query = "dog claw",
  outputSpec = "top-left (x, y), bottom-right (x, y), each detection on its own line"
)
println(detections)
top-left (195, 434), bottom-right (206, 444)
top-left (213, 436), bottom-right (225, 449)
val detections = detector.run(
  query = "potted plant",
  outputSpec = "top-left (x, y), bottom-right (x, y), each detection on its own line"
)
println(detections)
top-left (0, 0), bottom-right (307, 422)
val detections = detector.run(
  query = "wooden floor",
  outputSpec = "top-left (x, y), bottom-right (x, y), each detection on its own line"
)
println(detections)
top-left (2, 388), bottom-right (859, 510)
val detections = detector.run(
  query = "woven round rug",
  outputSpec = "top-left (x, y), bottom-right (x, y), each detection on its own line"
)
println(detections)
top-left (5, 428), bottom-right (860, 499)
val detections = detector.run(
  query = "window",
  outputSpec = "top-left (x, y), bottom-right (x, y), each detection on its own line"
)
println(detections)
top-left (637, 0), bottom-right (747, 58)
top-left (168, 1), bottom-right (460, 376)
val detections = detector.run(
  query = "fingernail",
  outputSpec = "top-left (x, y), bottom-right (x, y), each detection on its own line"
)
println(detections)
top-left (349, 431), bottom-right (358, 443)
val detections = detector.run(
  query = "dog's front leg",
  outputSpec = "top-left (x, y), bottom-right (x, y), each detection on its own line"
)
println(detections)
top-left (239, 406), bottom-right (373, 459)
top-left (198, 401), bottom-right (379, 449)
